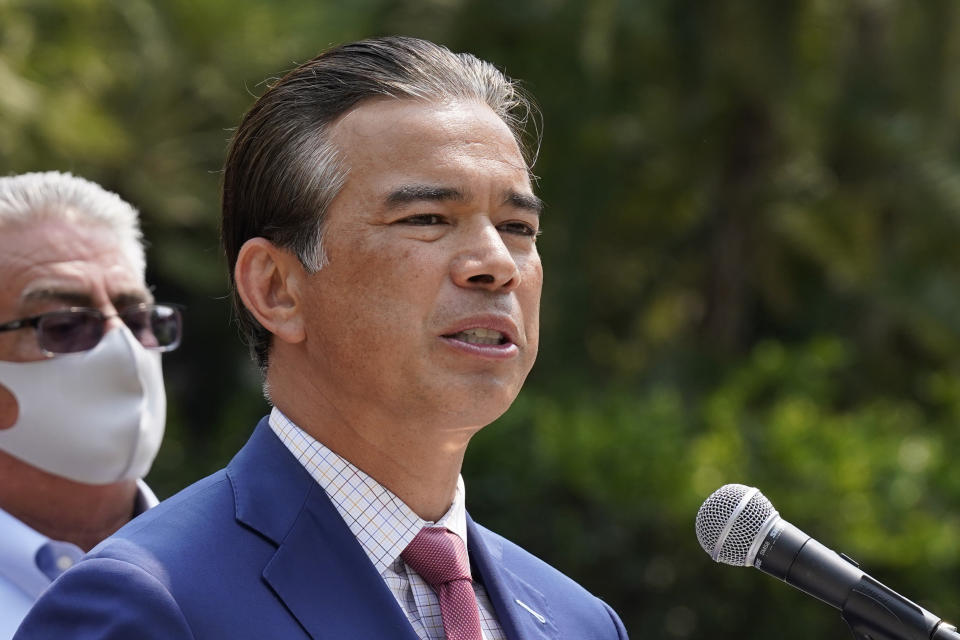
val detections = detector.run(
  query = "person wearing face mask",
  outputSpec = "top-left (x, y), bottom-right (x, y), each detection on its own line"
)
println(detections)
top-left (0, 171), bottom-right (181, 638)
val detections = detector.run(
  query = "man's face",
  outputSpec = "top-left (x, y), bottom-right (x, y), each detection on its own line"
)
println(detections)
top-left (295, 98), bottom-right (542, 431)
top-left (0, 219), bottom-right (150, 364)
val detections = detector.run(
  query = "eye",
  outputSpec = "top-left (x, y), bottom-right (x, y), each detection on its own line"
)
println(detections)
top-left (498, 221), bottom-right (540, 238)
top-left (121, 310), bottom-right (151, 333)
top-left (397, 214), bottom-right (447, 226)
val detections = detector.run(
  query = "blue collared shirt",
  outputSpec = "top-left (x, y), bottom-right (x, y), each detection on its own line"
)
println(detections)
top-left (0, 480), bottom-right (158, 639)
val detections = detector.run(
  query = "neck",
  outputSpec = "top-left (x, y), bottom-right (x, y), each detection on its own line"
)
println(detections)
top-left (269, 376), bottom-right (475, 523)
top-left (287, 402), bottom-right (470, 521)
top-left (0, 450), bottom-right (138, 551)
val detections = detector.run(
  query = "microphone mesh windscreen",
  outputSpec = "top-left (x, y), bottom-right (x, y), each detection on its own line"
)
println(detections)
top-left (695, 484), bottom-right (777, 566)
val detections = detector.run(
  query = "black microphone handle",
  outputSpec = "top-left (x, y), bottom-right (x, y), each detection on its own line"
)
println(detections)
top-left (755, 519), bottom-right (950, 640)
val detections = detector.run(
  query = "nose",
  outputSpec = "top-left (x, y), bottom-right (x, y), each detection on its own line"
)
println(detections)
top-left (99, 302), bottom-right (126, 332)
top-left (94, 297), bottom-right (128, 335)
top-left (451, 222), bottom-right (521, 292)
top-left (104, 315), bottom-right (126, 332)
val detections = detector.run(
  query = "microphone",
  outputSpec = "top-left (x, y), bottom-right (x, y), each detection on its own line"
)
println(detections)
top-left (695, 484), bottom-right (960, 640)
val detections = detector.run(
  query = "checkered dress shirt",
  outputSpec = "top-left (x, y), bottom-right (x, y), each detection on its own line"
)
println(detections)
top-left (269, 408), bottom-right (505, 640)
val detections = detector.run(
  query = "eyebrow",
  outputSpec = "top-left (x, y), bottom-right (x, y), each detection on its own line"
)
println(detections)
top-left (505, 191), bottom-right (544, 215)
top-left (21, 288), bottom-right (152, 310)
top-left (385, 184), bottom-right (543, 215)
top-left (385, 185), bottom-right (465, 208)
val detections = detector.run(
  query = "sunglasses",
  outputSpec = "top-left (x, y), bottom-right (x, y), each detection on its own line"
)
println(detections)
top-left (0, 303), bottom-right (182, 356)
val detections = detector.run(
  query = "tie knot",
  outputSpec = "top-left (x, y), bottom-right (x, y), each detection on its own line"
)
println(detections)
top-left (401, 527), bottom-right (472, 588)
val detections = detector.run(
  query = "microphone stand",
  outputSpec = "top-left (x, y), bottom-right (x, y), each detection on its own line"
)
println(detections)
top-left (841, 575), bottom-right (960, 640)
top-left (845, 620), bottom-right (960, 640)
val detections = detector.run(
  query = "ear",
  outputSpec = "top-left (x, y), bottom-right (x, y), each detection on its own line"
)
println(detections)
top-left (234, 237), bottom-right (307, 346)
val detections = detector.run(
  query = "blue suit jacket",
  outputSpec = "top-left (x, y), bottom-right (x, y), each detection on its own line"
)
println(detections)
top-left (14, 418), bottom-right (628, 639)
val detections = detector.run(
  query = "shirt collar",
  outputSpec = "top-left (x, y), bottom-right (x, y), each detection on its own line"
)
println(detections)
top-left (134, 478), bottom-right (160, 513)
top-left (0, 480), bottom-right (158, 599)
top-left (0, 505), bottom-right (55, 599)
top-left (268, 407), bottom-right (469, 575)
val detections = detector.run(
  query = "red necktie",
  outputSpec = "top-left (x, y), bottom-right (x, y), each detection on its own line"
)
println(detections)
top-left (401, 527), bottom-right (483, 640)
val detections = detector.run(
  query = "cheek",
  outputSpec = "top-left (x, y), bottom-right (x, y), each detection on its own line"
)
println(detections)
top-left (521, 257), bottom-right (543, 314)
top-left (0, 331), bottom-right (46, 363)
top-left (520, 261), bottom-right (542, 361)
top-left (355, 244), bottom-right (440, 306)
top-left (310, 245), bottom-right (437, 342)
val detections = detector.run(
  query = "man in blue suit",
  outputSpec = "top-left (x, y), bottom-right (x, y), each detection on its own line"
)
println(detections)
top-left (15, 36), bottom-right (628, 639)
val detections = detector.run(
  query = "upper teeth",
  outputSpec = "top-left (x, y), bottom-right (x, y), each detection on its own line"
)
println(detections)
top-left (456, 328), bottom-right (504, 345)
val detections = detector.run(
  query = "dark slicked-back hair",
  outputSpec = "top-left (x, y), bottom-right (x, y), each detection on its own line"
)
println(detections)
top-left (222, 36), bottom-right (541, 370)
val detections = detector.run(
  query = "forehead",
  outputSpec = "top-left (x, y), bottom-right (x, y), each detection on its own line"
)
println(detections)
top-left (328, 98), bottom-right (532, 200)
top-left (0, 219), bottom-right (147, 315)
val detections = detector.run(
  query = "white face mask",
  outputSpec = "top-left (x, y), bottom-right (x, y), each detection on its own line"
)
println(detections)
top-left (0, 326), bottom-right (166, 485)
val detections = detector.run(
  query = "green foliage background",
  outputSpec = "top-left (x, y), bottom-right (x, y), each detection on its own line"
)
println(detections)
top-left (5, 0), bottom-right (960, 637)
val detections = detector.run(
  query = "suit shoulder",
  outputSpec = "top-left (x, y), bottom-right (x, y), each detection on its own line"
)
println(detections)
top-left (85, 469), bottom-right (246, 576)
top-left (13, 556), bottom-right (194, 640)
top-left (102, 470), bottom-right (231, 543)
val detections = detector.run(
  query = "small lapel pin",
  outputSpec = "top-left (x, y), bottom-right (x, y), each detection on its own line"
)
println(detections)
top-left (514, 598), bottom-right (546, 624)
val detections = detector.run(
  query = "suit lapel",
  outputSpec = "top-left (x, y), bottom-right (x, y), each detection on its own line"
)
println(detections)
top-left (262, 483), bottom-right (420, 640)
top-left (228, 419), bottom-right (419, 640)
top-left (468, 516), bottom-right (558, 640)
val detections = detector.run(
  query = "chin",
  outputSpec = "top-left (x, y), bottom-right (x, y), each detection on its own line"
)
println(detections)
top-left (443, 379), bottom-right (524, 428)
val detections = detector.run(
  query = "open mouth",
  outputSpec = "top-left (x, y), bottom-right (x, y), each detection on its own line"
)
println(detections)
top-left (445, 327), bottom-right (509, 346)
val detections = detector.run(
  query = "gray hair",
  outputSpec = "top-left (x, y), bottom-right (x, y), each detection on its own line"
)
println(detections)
top-left (0, 171), bottom-right (146, 277)
top-left (222, 36), bottom-right (541, 370)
